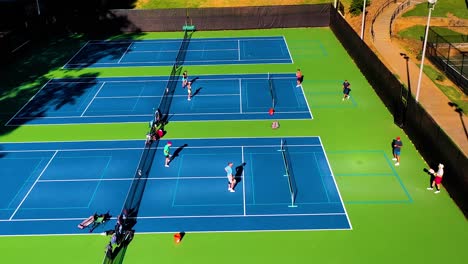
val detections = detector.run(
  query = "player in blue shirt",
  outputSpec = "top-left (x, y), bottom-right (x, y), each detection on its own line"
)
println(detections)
top-left (392, 136), bottom-right (403, 166)
top-left (342, 80), bottom-right (351, 101)
top-left (225, 162), bottom-right (236, 192)
top-left (182, 71), bottom-right (188, 88)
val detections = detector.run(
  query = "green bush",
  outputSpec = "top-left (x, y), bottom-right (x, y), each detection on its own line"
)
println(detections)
top-left (349, 0), bottom-right (371, 16)
top-left (435, 74), bottom-right (446, 82)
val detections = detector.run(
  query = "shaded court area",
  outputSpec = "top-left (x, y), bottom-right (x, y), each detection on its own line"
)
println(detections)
top-left (6, 74), bottom-right (311, 125)
top-left (63, 36), bottom-right (292, 68)
top-left (0, 137), bottom-right (350, 236)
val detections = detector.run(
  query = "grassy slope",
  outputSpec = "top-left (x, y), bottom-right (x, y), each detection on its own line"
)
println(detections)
top-left (403, 0), bottom-right (468, 19)
top-left (135, 0), bottom-right (332, 9)
top-left (1, 28), bottom-right (467, 264)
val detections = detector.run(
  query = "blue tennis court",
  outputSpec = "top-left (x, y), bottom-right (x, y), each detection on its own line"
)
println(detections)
top-left (0, 137), bottom-right (350, 236)
top-left (6, 73), bottom-right (312, 125)
top-left (63, 36), bottom-right (293, 68)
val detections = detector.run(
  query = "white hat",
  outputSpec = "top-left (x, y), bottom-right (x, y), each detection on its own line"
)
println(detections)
top-left (438, 163), bottom-right (444, 169)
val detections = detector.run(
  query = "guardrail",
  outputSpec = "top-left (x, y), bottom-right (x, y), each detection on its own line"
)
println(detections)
top-left (389, 0), bottom-right (413, 37)
top-left (371, 0), bottom-right (397, 41)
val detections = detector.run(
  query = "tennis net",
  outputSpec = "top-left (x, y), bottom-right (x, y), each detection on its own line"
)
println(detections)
top-left (268, 72), bottom-right (277, 109)
top-left (279, 139), bottom-right (297, 207)
top-left (157, 30), bottom-right (193, 124)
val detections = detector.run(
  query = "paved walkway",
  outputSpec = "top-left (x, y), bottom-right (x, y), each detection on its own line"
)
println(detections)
top-left (371, 2), bottom-right (468, 156)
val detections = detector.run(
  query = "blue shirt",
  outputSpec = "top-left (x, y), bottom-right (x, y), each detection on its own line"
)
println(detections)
top-left (343, 81), bottom-right (350, 89)
top-left (225, 166), bottom-right (232, 177)
top-left (394, 140), bottom-right (402, 150)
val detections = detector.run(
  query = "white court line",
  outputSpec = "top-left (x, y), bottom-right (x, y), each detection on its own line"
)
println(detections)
top-left (0, 136), bottom-right (319, 144)
top-left (80, 82), bottom-right (105, 117)
top-left (117, 42), bottom-right (133, 63)
top-left (9, 150), bottom-right (59, 220)
top-left (282, 35), bottom-right (294, 64)
top-left (131, 48), bottom-right (238, 53)
top-left (12, 110), bottom-right (310, 120)
top-left (136, 212), bottom-right (347, 219)
top-left (5, 79), bottom-right (53, 126)
top-left (0, 212), bottom-right (346, 223)
top-left (0, 227), bottom-right (352, 237)
top-left (96, 93), bottom-right (240, 99)
top-left (8, 117), bottom-right (314, 126)
top-left (66, 57), bottom-right (292, 66)
top-left (317, 136), bottom-right (353, 230)
top-left (50, 79), bottom-right (168, 84)
top-left (89, 37), bottom-right (284, 45)
top-left (37, 176), bottom-right (231, 183)
top-left (239, 78), bottom-right (243, 113)
top-left (0, 217), bottom-right (94, 222)
top-left (51, 75), bottom-right (295, 83)
top-left (241, 146), bottom-right (246, 216)
top-left (0, 143), bottom-right (322, 153)
top-left (62, 40), bottom-right (91, 69)
top-left (237, 39), bottom-right (241, 61)
top-left (97, 95), bottom-right (161, 99)
top-left (11, 40), bottom-right (31, 53)
top-left (299, 83), bottom-right (313, 118)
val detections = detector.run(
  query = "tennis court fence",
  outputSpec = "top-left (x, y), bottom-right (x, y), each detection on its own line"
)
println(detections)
top-left (426, 27), bottom-right (468, 94)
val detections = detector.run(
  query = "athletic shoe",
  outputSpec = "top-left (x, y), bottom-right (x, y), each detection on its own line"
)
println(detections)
top-left (188, 98), bottom-right (191, 101)
top-left (427, 187), bottom-right (433, 190)
top-left (229, 189), bottom-right (235, 192)
top-left (342, 98), bottom-right (344, 101)
top-left (435, 190), bottom-right (440, 194)
top-left (395, 162), bottom-right (400, 166)
top-left (165, 165), bottom-right (169, 167)
top-left (347, 96), bottom-right (350, 99)
top-left (296, 84), bottom-right (300, 87)
top-left (392, 158), bottom-right (397, 161)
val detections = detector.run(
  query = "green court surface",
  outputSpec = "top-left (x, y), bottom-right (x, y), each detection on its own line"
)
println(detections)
top-left (1, 28), bottom-right (467, 264)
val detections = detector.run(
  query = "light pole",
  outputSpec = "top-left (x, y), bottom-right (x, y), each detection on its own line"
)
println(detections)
top-left (36, 0), bottom-right (41, 16)
top-left (415, 0), bottom-right (437, 102)
top-left (360, 0), bottom-right (367, 39)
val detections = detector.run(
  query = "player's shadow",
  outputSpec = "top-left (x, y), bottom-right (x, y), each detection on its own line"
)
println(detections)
top-left (190, 77), bottom-right (200, 85)
top-left (192, 87), bottom-right (203, 98)
top-left (235, 162), bottom-right (247, 184)
top-left (170, 144), bottom-right (188, 163)
top-left (423, 167), bottom-right (436, 187)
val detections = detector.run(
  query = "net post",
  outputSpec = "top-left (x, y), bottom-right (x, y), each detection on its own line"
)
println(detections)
top-left (182, 8), bottom-right (196, 31)
top-left (279, 138), bottom-right (298, 208)
top-left (277, 138), bottom-right (284, 152)
top-left (288, 195), bottom-right (297, 208)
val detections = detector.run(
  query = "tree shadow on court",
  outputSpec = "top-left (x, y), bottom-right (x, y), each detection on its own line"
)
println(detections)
top-left (0, 0), bottom-right (145, 136)
top-left (0, 2), bottom-right (151, 263)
